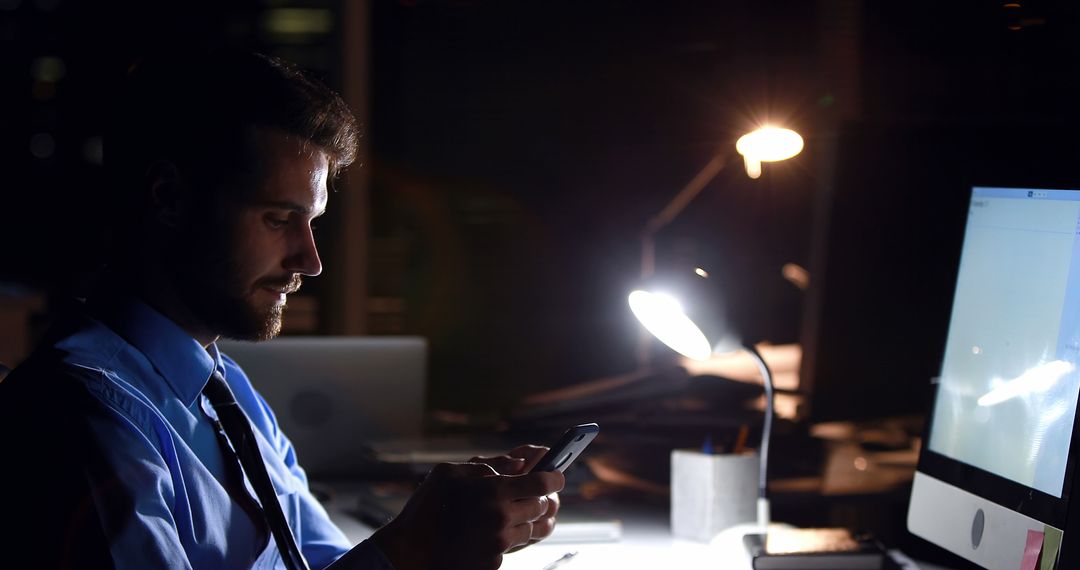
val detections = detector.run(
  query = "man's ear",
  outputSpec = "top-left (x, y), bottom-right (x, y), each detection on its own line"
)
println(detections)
top-left (145, 160), bottom-right (186, 228)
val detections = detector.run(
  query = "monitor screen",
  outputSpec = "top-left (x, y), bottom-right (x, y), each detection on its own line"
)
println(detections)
top-left (910, 186), bottom-right (1080, 568)
top-left (927, 187), bottom-right (1080, 498)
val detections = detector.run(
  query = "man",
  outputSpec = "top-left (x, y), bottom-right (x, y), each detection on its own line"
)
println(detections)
top-left (0, 49), bottom-right (563, 569)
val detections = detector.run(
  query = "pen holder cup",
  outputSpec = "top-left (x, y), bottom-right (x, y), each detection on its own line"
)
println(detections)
top-left (671, 449), bottom-right (759, 542)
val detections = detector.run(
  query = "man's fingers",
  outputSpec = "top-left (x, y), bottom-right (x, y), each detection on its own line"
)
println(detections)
top-left (470, 455), bottom-right (527, 475)
top-left (432, 461), bottom-right (499, 479)
top-left (517, 493), bottom-right (559, 549)
top-left (504, 495), bottom-right (550, 527)
top-left (543, 491), bottom-right (560, 518)
top-left (505, 445), bottom-right (549, 472)
top-left (499, 521), bottom-right (534, 553)
top-left (472, 444), bottom-right (550, 475)
top-left (506, 512), bottom-right (554, 553)
top-left (530, 513), bottom-right (556, 541)
top-left (498, 470), bottom-right (564, 500)
top-left (385, 460), bottom-right (561, 570)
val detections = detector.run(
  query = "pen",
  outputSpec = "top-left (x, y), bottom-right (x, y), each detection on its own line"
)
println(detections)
top-left (542, 551), bottom-right (578, 570)
top-left (733, 424), bottom-right (750, 454)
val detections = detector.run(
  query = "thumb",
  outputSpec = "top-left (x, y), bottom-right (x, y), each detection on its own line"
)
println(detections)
top-left (470, 455), bottom-right (528, 475)
top-left (432, 461), bottom-right (500, 479)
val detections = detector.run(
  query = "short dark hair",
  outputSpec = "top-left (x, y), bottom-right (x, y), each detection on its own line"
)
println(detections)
top-left (106, 48), bottom-right (358, 240)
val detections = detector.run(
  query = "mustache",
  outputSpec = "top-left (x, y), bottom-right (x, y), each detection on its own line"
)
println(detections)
top-left (256, 274), bottom-right (303, 294)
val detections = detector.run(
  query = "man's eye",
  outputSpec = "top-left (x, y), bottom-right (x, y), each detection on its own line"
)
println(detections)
top-left (266, 217), bottom-right (288, 228)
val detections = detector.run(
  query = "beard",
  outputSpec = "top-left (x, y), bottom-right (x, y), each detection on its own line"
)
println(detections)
top-left (171, 231), bottom-right (302, 342)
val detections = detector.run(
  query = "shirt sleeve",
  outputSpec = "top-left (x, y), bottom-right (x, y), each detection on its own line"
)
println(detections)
top-left (41, 365), bottom-right (197, 570)
top-left (259, 412), bottom-right (397, 569)
top-left (258, 410), bottom-right (360, 568)
top-left (293, 479), bottom-right (355, 568)
top-left (261, 412), bottom-right (351, 566)
top-left (81, 398), bottom-right (195, 570)
top-left (0, 361), bottom-right (156, 569)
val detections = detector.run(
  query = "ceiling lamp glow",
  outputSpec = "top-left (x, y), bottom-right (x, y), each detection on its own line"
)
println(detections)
top-left (735, 126), bottom-right (804, 179)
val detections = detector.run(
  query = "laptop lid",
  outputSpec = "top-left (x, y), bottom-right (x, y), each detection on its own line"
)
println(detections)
top-left (218, 336), bottom-right (427, 478)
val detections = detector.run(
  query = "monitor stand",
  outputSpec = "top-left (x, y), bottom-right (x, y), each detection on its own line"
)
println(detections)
top-left (908, 472), bottom-right (1057, 569)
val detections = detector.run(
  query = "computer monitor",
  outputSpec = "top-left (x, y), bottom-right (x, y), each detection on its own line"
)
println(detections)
top-left (797, 125), bottom-right (972, 423)
top-left (909, 186), bottom-right (1080, 568)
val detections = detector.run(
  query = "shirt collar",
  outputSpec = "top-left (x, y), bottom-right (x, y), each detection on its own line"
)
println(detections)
top-left (88, 296), bottom-right (218, 406)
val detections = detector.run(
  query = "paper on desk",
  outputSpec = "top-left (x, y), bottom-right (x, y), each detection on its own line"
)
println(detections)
top-left (543, 520), bottom-right (622, 544)
top-left (1041, 525), bottom-right (1062, 570)
top-left (1021, 529), bottom-right (1044, 570)
top-left (501, 539), bottom-right (750, 570)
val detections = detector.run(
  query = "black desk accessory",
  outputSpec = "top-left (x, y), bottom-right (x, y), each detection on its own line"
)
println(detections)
top-left (743, 527), bottom-right (886, 570)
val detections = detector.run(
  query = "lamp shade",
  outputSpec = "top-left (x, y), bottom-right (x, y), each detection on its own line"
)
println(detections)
top-left (628, 269), bottom-right (737, 361)
top-left (735, 127), bottom-right (804, 179)
top-left (628, 290), bottom-right (712, 360)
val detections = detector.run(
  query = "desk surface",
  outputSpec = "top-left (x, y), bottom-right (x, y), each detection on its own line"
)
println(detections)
top-left (498, 513), bottom-right (754, 570)
top-left (322, 485), bottom-right (944, 570)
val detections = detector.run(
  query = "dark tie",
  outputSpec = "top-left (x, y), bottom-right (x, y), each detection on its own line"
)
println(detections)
top-left (203, 371), bottom-right (310, 570)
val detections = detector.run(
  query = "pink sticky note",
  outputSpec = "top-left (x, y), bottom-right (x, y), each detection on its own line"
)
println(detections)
top-left (1021, 529), bottom-right (1044, 570)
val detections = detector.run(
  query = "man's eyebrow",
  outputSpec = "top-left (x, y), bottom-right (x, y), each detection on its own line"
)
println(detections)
top-left (255, 200), bottom-right (326, 217)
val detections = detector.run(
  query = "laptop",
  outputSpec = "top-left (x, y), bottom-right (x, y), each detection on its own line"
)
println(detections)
top-left (217, 336), bottom-right (427, 478)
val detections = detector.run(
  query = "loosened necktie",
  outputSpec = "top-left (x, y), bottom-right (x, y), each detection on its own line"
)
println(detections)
top-left (203, 371), bottom-right (310, 570)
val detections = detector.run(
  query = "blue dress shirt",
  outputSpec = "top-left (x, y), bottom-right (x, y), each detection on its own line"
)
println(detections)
top-left (0, 297), bottom-right (393, 569)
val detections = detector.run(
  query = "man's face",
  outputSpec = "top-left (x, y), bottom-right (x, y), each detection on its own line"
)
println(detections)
top-left (175, 131), bottom-right (329, 341)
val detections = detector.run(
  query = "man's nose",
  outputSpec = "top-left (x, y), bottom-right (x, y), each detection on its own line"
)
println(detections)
top-left (283, 224), bottom-right (322, 277)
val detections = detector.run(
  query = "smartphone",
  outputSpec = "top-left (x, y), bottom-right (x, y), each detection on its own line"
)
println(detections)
top-left (529, 423), bottom-right (600, 473)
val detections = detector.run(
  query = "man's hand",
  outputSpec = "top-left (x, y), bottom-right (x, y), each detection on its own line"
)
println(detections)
top-left (371, 448), bottom-right (565, 570)
top-left (470, 444), bottom-right (547, 474)
top-left (470, 445), bottom-right (561, 550)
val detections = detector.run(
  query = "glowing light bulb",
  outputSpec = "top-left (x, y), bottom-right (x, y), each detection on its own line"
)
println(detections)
top-left (744, 157), bottom-right (762, 179)
top-left (628, 290), bottom-right (712, 361)
top-left (736, 126), bottom-right (804, 179)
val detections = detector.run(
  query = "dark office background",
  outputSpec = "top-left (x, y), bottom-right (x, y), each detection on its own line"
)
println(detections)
top-left (8, 3), bottom-right (1080, 567)
top-left (4, 0), bottom-right (1080, 422)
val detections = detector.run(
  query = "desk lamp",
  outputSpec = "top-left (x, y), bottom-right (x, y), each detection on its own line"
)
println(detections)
top-left (629, 125), bottom-right (803, 530)
top-left (629, 287), bottom-right (776, 529)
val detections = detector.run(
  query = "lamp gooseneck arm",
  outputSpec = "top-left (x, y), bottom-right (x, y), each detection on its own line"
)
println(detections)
top-left (743, 343), bottom-right (774, 528)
